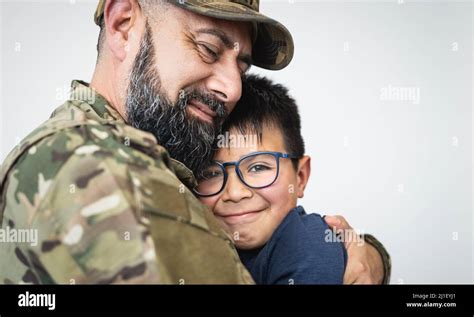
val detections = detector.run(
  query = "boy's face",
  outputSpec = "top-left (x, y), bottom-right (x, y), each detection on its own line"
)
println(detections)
top-left (199, 125), bottom-right (310, 250)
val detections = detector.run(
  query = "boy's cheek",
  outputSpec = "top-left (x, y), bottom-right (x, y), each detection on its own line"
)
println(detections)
top-left (198, 196), bottom-right (219, 210)
top-left (260, 178), bottom-right (293, 198)
top-left (258, 186), bottom-right (296, 218)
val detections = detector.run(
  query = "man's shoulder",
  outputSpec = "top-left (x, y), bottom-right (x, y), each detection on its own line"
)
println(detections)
top-left (2, 97), bottom-right (161, 180)
top-left (5, 116), bottom-right (124, 180)
top-left (0, 100), bottom-right (168, 219)
top-left (2, 99), bottom-right (104, 173)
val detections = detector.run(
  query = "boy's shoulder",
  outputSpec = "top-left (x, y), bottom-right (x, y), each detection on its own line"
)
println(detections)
top-left (266, 206), bottom-right (346, 283)
top-left (272, 205), bottom-right (328, 242)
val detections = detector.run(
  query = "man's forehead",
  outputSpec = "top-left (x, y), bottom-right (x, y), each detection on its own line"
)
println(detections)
top-left (179, 8), bottom-right (253, 50)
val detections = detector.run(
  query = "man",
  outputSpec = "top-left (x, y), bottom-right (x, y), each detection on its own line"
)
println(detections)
top-left (0, 0), bottom-right (390, 284)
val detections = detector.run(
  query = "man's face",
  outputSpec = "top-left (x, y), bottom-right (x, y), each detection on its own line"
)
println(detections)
top-left (198, 125), bottom-right (300, 250)
top-left (149, 6), bottom-right (253, 113)
top-left (125, 6), bottom-right (252, 174)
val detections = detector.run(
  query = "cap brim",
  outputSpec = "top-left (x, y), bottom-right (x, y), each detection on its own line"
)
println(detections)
top-left (172, 1), bottom-right (294, 70)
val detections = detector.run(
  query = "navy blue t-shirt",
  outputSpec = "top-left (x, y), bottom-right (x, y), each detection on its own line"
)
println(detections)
top-left (237, 206), bottom-right (347, 285)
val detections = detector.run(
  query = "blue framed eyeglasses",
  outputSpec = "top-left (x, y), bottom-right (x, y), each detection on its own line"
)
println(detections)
top-left (193, 151), bottom-right (300, 197)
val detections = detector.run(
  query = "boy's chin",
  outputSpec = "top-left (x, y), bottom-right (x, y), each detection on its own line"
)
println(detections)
top-left (218, 221), bottom-right (269, 250)
top-left (234, 236), bottom-right (266, 250)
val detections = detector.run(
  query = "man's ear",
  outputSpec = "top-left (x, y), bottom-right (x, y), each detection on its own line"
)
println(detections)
top-left (296, 155), bottom-right (311, 199)
top-left (104, 0), bottom-right (142, 61)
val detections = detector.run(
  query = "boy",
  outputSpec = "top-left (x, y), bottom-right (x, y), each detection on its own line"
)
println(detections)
top-left (194, 75), bottom-right (347, 284)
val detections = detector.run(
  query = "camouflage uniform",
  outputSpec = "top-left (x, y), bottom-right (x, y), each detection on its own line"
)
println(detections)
top-left (0, 80), bottom-right (254, 284)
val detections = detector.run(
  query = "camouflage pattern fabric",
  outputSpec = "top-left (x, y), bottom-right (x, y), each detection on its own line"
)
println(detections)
top-left (0, 80), bottom-right (254, 284)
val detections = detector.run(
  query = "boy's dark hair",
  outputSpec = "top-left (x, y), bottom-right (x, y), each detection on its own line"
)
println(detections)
top-left (222, 74), bottom-right (305, 169)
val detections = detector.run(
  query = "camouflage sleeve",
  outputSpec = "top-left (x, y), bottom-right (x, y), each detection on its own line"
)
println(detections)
top-left (34, 149), bottom-right (165, 284)
top-left (362, 234), bottom-right (391, 284)
top-left (6, 126), bottom-right (166, 284)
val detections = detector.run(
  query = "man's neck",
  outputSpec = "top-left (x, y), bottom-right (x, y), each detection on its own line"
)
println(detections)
top-left (90, 64), bottom-right (128, 121)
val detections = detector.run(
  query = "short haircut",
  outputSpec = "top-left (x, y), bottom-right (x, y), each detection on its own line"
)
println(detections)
top-left (96, 17), bottom-right (106, 59)
top-left (222, 74), bottom-right (305, 169)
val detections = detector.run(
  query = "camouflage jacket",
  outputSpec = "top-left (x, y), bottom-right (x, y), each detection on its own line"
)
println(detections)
top-left (0, 80), bottom-right (254, 284)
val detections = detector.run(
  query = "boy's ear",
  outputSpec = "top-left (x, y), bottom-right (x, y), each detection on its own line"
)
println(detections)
top-left (296, 155), bottom-right (311, 199)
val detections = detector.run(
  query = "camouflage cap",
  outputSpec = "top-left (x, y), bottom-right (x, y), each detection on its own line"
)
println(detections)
top-left (94, 0), bottom-right (294, 70)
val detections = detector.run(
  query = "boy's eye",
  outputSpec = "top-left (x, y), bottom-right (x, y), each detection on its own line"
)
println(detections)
top-left (248, 164), bottom-right (272, 173)
top-left (200, 168), bottom-right (223, 180)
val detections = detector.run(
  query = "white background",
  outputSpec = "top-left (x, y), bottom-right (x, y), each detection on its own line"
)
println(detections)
top-left (1, 0), bottom-right (472, 283)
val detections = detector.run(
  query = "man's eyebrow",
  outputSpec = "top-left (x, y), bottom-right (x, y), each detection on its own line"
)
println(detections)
top-left (196, 28), bottom-right (234, 48)
top-left (196, 28), bottom-right (253, 67)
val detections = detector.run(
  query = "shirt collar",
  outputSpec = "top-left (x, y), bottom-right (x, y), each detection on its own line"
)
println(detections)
top-left (70, 80), bottom-right (126, 124)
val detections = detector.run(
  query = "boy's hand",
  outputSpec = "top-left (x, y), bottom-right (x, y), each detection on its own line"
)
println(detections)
top-left (324, 215), bottom-right (384, 284)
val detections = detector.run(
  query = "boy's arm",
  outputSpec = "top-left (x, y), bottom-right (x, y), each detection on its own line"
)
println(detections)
top-left (325, 215), bottom-right (391, 284)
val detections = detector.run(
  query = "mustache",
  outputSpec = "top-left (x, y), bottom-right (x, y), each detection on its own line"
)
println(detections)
top-left (178, 88), bottom-right (227, 124)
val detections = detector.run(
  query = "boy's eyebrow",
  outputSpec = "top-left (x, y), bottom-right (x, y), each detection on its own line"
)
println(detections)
top-left (196, 28), bottom-right (253, 68)
top-left (213, 153), bottom-right (265, 164)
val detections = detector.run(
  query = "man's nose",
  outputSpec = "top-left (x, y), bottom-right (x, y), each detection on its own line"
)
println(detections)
top-left (221, 168), bottom-right (252, 203)
top-left (205, 58), bottom-right (242, 111)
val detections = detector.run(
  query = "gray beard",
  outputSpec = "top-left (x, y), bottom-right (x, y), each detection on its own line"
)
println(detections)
top-left (125, 23), bottom-right (226, 176)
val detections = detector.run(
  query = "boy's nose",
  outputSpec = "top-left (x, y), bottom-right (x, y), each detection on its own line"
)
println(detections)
top-left (221, 169), bottom-right (252, 203)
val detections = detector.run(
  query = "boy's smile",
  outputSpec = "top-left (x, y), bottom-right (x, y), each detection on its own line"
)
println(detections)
top-left (199, 124), bottom-right (311, 250)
